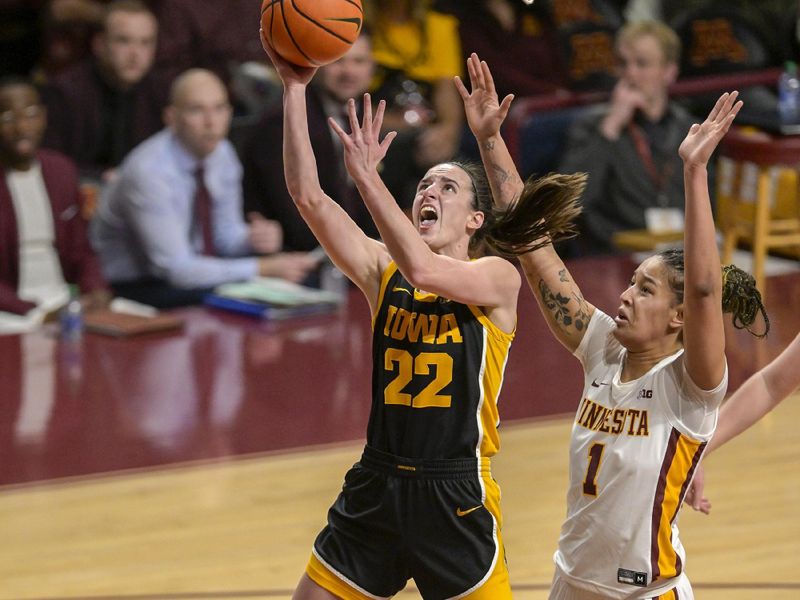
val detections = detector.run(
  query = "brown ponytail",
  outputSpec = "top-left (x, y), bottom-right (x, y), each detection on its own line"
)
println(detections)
top-left (445, 162), bottom-right (584, 257)
top-left (485, 172), bottom-right (586, 257)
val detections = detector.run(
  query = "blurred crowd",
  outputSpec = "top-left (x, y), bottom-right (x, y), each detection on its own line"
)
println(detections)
top-left (0, 0), bottom-right (798, 330)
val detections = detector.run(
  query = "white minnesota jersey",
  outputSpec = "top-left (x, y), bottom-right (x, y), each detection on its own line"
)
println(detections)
top-left (554, 311), bottom-right (727, 599)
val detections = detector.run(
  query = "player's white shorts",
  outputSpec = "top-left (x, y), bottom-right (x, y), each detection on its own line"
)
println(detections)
top-left (548, 568), bottom-right (694, 600)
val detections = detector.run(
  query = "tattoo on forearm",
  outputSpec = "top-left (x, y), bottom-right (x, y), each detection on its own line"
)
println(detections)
top-left (490, 164), bottom-right (522, 189)
top-left (571, 292), bottom-right (592, 332)
top-left (483, 140), bottom-right (496, 151)
top-left (538, 279), bottom-right (591, 333)
top-left (558, 268), bottom-right (569, 283)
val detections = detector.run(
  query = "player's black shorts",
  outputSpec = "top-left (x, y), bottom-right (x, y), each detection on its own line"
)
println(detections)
top-left (306, 445), bottom-right (511, 600)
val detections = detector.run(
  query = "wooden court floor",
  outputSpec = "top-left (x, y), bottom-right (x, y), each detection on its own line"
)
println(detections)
top-left (2, 391), bottom-right (799, 600)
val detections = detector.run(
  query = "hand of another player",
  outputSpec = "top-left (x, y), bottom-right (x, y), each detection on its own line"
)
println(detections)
top-left (683, 462), bottom-right (712, 515)
top-left (329, 93), bottom-right (397, 181)
top-left (679, 91), bottom-right (742, 168)
top-left (454, 52), bottom-right (514, 142)
top-left (247, 212), bottom-right (283, 254)
top-left (260, 29), bottom-right (317, 86)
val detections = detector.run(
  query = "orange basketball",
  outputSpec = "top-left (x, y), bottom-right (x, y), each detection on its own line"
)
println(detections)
top-left (260, 0), bottom-right (363, 68)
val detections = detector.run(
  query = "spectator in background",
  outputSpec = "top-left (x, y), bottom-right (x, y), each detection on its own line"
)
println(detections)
top-left (365, 0), bottom-right (464, 205)
top-left (42, 0), bottom-right (163, 182)
top-left (92, 69), bottom-right (319, 309)
top-left (441, 0), bottom-right (567, 99)
top-left (242, 33), bottom-right (378, 252)
top-left (0, 77), bottom-right (109, 334)
top-left (151, 0), bottom-right (272, 115)
top-left (559, 21), bottom-right (695, 255)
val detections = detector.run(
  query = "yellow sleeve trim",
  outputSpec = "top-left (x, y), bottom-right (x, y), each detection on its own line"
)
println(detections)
top-left (372, 261), bottom-right (398, 330)
top-left (467, 304), bottom-right (516, 343)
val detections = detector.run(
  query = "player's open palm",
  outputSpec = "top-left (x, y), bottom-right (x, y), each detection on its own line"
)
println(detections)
top-left (455, 53), bottom-right (514, 141)
top-left (329, 93), bottom-right (397, 180)
top-left (679, 91), bottom-right (742, 167)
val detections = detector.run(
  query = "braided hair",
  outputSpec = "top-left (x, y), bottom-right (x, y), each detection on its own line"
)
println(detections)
top-left (658, 248), bottom-right (770, 337)
top-left (446, 162), bottom-right (585, 257)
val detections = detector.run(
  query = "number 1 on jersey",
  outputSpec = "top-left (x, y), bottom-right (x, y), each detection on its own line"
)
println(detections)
top-left (583, 442), bottom-right (605, 496)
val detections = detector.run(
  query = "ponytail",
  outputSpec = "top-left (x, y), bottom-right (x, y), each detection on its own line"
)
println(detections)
top-left (721, 264), bottom-right (770, 337)
top-left (485, 172), bottom-right (586, 257)
top-left (444, 162), bottom-right (584, 257)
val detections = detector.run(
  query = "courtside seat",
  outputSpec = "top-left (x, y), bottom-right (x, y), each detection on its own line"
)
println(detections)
top-left (718, 126), bottom-right (800, 302)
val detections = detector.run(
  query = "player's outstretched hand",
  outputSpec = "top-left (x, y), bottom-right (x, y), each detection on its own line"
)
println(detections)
top-left (454, 52), bottom-right (514, 142)
top-left (679, 91), bottom-right (742, 168)
top-left (260, 29), bottom-right (317, 86)
top-left (329, 93), bottom-right (397, 182)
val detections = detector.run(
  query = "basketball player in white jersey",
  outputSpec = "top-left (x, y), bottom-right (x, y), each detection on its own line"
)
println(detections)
top-left (456, 54), bottom-right (767, 599)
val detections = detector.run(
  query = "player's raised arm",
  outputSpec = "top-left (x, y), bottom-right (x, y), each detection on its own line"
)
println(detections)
top-left (455, 53), bottom-right (591, 352)
top-left (455, 53), bottom-right (523, 209)
top-left (262, 36), bottom-right (389, 312)
top-left (679, 92), bottom-right (741, 391)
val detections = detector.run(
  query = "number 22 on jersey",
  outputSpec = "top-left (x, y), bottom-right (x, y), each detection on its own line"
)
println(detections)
top-left (384, 348), bottom-right (454, 408)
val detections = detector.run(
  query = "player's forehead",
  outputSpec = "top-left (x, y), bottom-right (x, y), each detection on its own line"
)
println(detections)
top-left (420, 164), bottom-right (471, 187)
top-left (632, 256), bottom-right (669, 286)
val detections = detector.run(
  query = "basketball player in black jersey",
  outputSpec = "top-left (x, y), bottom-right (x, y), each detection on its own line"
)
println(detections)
top-left (262, 37), bottom-right (584, 600)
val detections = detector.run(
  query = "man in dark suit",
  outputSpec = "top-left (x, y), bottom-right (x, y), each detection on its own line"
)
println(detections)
top-left (0, 77), bottom-right (108, 331)
top-left (42, 0), bottom-right (163, 182)
top-left (241, 34), bottom-right (380, 251)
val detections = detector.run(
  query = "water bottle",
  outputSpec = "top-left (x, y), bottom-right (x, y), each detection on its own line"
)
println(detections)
top-left (60, 286), bottom-right (84, 341)
top-left (778, 61), bottom-right (800, 126)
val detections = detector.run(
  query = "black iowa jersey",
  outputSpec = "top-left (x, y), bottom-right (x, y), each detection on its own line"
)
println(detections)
top-left (368, 262), bottom-right (514, 459)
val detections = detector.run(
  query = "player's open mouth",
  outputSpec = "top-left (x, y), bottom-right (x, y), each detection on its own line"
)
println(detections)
top-left (419, 205), bottom-right (438, 229)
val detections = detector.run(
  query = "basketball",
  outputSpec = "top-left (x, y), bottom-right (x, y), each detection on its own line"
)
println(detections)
top-left (260, 0), bottom-right (363, 68)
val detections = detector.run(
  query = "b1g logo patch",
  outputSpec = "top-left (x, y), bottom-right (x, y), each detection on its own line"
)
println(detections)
top-left (618, 568), bottom-right (647, 587)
